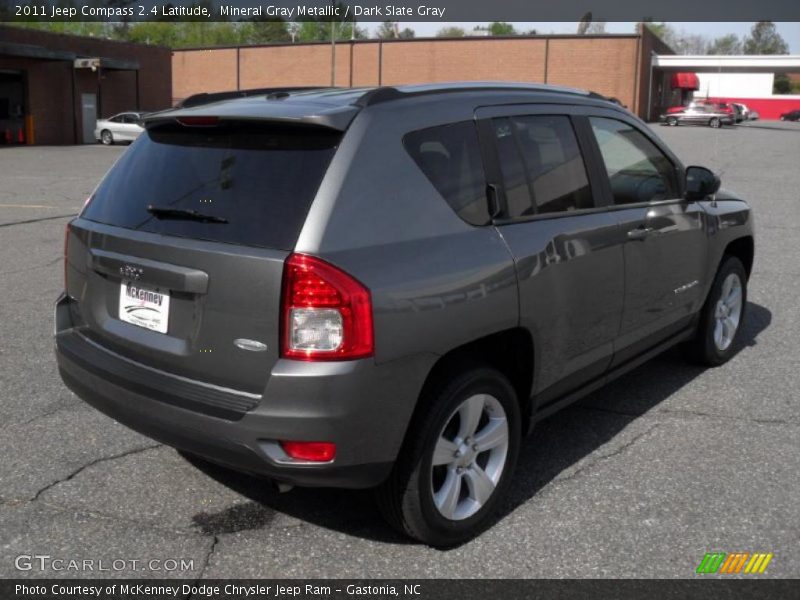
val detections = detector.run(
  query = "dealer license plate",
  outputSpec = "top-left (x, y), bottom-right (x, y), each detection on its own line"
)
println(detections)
top-left (118, 281), bottom-right (170, 333)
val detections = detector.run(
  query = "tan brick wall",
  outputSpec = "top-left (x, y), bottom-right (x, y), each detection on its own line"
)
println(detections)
top-left (351, 43), bottom-right (380, 87)
top-left (172, 48), bottom-right (237, 104)
top-left (379, 39), bottom-right (546, 85)
top-left (171, 36), bottom-right (647, 116)
top-left (546, 38), bottom-right (639, 110)
top-left (240, 45), bottom-right (331, 89)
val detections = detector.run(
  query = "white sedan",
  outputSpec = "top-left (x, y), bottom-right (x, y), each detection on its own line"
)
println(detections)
top-left (94, 112), bottom-right (145, 145)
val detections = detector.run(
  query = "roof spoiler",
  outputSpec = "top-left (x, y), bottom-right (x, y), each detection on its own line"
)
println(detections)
top-left (176, 87), bottom-right (330, 109)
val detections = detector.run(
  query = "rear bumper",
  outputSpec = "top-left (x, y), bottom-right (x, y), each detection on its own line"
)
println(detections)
top-left (55, 294), bottom-right (434, 489)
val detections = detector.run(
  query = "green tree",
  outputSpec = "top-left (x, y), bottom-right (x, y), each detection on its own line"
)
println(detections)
top-left (773, 74), bottom-right (791, 94)
top-left (436, 26), bottom-right (465, 38)
top-left (488, 22), bottom-right (517, 36)
top-left (239, 18), bottom-right (291, 44)
top-left (743, 21), bottom-right (789, 54)
top-left (296, 20), bottom-right (366, 42)
top-left (376, 21), bottom-right (397, 38)
top-left (706, 34), bottom-right (742, 55)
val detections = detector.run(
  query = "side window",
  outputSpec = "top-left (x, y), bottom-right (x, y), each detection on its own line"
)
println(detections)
top-left (492, 115), bottom-right (593, 218)
top-left (404, 121), bottom-right (489, 226)
top-left (590, 117), bottom-right (678, 205)
top-left (109, 115), bottom-right (122, 123)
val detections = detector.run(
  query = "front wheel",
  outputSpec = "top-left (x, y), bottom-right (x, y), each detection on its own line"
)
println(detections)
top-left (100, 130), bottom-right (114, 145)
top-left (684, 256), bottom-right (747, 366)
top-left (376, 367), bottom-right (521, 546)
top-left (666, 116), bottom-right (678, 126)
top-left (709, 117), bottom-right (721, 128)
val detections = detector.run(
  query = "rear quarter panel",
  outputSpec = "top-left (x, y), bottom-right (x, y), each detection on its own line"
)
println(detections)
top-left (295, 99), bottom-right (520, 366)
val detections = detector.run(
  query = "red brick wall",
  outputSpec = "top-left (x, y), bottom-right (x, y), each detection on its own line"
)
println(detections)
top-left (172, 35), bottom-right (646, 117)
top-left (379, 38), bottom-right (546, 85)
top-left (546, 37), bottom-right (639, 111)
top-left (171, 48), bottom-right (237, 105)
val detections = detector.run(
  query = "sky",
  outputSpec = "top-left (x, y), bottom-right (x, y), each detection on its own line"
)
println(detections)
top-left (365, 22), bottom-right (800, 53)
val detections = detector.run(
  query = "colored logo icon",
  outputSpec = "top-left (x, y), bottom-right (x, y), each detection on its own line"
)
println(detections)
top-left (697, 552), bottom-right (773, 574)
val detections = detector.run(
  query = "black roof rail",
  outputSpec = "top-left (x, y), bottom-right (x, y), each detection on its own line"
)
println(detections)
top-left (352, 83), bottom-right (614, 108)
top-left (177, 86), bottom-right (328, 109)
top-left (353, 87), bottom-right (404, 107)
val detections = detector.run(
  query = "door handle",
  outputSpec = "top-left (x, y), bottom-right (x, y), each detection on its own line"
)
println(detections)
top-left (627, 226), bottom-right (654, 240)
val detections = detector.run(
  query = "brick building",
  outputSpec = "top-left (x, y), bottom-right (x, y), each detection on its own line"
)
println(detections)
top-left (173, 27), bottom-right (673, 121)
top-left (0, 25), bottom-right (171, 145)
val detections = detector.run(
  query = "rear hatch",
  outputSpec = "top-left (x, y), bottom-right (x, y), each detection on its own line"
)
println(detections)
top-left (66, 120), bottom-right (341, 394)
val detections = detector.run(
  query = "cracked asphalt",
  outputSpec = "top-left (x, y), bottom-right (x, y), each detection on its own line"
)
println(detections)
top-left (1, 121), bottom-right (799, 580)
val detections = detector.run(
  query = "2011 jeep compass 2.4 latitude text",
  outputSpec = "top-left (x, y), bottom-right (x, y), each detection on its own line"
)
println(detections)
top-left (56, 83), bottom-right (754, 546)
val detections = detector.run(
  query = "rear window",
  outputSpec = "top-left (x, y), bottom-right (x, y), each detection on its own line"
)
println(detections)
top-left (82, 123), bottom-right (340, 250)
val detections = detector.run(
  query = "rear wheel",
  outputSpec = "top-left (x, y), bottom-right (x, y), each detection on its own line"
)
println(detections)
top-left (666, 116), bottom-right (678, 126)
top-left (684, 256), bottom-right (747, 366)
top-left (376, 366), bottom-right (521, 546)
top-left (100, 130), bottom-right (114, 145)
top-left (709, 118), bottom-right (721, 128)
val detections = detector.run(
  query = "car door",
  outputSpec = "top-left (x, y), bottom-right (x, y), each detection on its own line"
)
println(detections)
top-left (586, 114), bottom-right (708, 366)
top-left (475, 105), bottom-right (625, 402)
top-left (116, 113), bottom-right (139, 141)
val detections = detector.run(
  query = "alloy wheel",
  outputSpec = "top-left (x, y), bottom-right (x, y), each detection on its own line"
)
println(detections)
top-left (713, 272), bottom-right (743, 351)
top-left (430, 393), bottom-right (509, 521)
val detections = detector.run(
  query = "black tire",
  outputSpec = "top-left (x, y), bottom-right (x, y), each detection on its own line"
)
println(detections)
top-left (684, 256), bottom-right (747, 366)
top-left (709, 118), bottom-right (721, 129)
top-left (100, 130), bottom-right (114, 145)
top-left (667, 116), bottom-right (678, 127)
top-left (376, 366), bottom-right (521, 547)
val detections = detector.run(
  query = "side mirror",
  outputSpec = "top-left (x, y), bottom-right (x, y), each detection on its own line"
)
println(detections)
top-left (685, 166), bottom-right (721, 201)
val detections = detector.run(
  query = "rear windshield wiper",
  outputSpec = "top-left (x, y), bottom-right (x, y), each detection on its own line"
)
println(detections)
top-left (146, 205), bottom-right (228, 224)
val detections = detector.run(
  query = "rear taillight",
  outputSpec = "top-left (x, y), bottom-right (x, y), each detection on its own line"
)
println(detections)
top-left (63, 221), bottom-right (71, 289)
top-left (280, 253), bottom-right (373, 361)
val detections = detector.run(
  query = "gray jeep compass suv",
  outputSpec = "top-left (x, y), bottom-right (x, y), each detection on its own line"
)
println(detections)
top-left (56, 83), bottom-right (754, 546)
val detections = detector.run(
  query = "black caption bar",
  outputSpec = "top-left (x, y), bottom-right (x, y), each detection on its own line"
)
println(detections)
top-left (1, 0), bottom-right (799, 22)
top-left (3, 580), bottom-right (799, 600)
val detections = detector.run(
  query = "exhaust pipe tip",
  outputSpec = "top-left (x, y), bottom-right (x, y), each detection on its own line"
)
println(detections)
top-left (271, 480), bottom-right (294, 494)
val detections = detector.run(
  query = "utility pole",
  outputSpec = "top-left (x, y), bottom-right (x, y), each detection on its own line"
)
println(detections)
top-left (330, 0), bottom-right (336, 87)
top-left (331, 20), bottom-right (336, 86)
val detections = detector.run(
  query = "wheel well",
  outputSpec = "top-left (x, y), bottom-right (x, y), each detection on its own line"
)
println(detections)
top-left (420, 328), bottom-right (534, 424)
top-left (724, 236), bottom-right (754, 279)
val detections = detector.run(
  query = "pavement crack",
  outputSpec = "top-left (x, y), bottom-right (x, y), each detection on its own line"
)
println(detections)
top-left (187, 535), bottom-right (219, 594)
top-left (0, 255), bottom-right (62, 276)
top-left (552, 423), bottom-right (661, 486)
top-left (658, 408), bottom-right (800, 427)
top-left (0, 213), bottom-right (76, 228)
top-left (30, 443), bottom-right (161, 502)
top-left (1, 402), bottom-right (80, 431)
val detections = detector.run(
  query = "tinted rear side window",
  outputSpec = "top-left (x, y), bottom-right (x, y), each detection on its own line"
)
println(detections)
top-left (492, 115), bottom-right (593, 218)
top-left (403, 121), bottom-right (489, 226)
top-left (82, 123), bottom-right (340, 250)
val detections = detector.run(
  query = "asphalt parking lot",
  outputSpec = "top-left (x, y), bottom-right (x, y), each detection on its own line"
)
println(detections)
top-left (1, 120), bottom-right (799, 580)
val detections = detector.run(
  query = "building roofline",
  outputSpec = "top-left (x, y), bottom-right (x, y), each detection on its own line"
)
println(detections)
top-left (173, 33), bottom-right (642, 53)
top-left (0, 24), bottom-right (172, 51)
